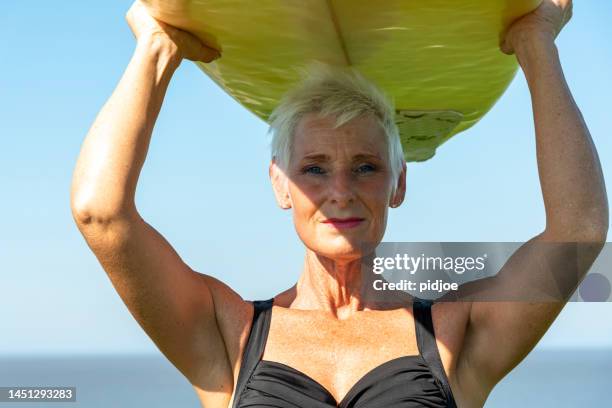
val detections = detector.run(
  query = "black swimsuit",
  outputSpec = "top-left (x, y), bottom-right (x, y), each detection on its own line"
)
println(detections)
top-left (231, 297), bottom-right (457, 408)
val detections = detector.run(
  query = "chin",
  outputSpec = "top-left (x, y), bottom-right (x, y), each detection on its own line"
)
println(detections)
top-left (314, 237), bottom-right (376, 261)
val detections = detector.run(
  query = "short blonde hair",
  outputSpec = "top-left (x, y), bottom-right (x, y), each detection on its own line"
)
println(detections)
top-left (268, 61), bottom-right (405, 196)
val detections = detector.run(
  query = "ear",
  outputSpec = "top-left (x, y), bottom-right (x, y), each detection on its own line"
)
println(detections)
top-left (269, 158), bottom-right (292, 209)
top-left (390, 161), bottom-right (407, 208)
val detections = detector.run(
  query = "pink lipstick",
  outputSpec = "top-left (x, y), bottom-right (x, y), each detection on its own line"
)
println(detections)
top-left (322, 217), bottom-right (365, 229)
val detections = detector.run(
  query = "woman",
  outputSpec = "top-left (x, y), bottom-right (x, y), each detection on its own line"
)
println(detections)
top-left (70, 0), bottom-right (608, 407)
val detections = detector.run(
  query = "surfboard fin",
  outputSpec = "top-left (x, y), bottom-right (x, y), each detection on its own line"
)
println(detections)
top-left (396, 110), bottom-right (463, 162)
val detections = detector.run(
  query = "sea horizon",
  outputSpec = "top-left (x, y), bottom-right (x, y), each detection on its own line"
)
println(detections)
top-left (1, 348), bottom-right (610, 407)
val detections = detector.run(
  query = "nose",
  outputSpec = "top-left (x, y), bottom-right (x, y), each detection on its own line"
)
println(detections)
top-left (328, 170), bottom-right (356, 207)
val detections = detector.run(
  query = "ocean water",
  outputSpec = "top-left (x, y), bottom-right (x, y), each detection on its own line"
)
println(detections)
top-left (0, 349), bottom-right (610, 407)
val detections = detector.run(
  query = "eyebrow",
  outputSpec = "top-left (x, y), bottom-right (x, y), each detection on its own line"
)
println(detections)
top-left (301, 153), bottom-right (383, 161)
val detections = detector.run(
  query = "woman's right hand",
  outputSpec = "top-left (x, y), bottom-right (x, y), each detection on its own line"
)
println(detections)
top-left (126, 0), bottom-right (221, 63)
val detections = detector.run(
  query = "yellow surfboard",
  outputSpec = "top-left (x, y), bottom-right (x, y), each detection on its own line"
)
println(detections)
top-left (142, 0), bottom-right (542, 161)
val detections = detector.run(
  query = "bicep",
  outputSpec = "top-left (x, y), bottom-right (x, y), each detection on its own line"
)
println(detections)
top-left (457, 231), bottom-right (604, 391)
top-left (76, 212), bottom-right (228, 380)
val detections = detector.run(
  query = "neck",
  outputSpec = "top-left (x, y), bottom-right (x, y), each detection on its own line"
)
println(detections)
top-left (289, 249), bottom-right (385, 318)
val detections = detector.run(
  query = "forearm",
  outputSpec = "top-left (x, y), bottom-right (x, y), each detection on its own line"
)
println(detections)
top-left (71, 36), bottom-right (181, 221)
top-left (516, 35), bottom-right (608, 240)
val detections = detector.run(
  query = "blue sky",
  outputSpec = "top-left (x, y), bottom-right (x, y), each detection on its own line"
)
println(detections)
top-left (1, 1), bottom-right (611, 355)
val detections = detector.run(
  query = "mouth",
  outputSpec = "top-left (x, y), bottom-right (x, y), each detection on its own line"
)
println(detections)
top-left (322, 217), bottom-right (365, 229)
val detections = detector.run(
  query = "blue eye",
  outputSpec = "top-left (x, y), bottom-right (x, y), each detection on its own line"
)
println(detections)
top-left (356, 164), bottom-right (376, 173)
top-left (304, 166), bottom-right (325, 175)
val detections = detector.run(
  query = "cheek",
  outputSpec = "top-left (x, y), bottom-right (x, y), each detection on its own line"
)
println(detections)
top-left (362, 177), bottom-right (393, 206)
top-left (288, 182), bottom-right (318, 219)
top-left (291, 174), bottom-right (324, 195)
top-left (362, 179), bottom-right (393, 233)
top-left (288, 175), bottom-right (327, 210)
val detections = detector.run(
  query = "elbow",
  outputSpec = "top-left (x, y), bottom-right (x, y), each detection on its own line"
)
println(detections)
top-left (563, 189), bottom-right (610, 243)
top-left (577, 207), bottom-right (609, 243)
top-left (70, 193), bottom-right (92, 226)
top-left (567, 222), bottom-right (607, 244)
top-left (70, 195), bottom-right (136, 228)
top-left (581, 225), bottom-right (608, 246)
top-left (71, 203), bottom-right (113, 228)
top-left (591, 224), bottom-right (608, 244)
top-left (587, 193), bottom-right (610, 242)
top-left (71, 205), bottom-right (106, 227)
top-left (545, 211), bottom-right (609, 244)
top-left (585, 205), bottom-right (609, 243)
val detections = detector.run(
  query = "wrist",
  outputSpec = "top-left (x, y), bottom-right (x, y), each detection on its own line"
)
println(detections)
top-left (514, 36), bottom-right (562, 88)
top-left (512, 30), bottom-right (556, 58)
top-left (512, 31), bottom-right (558, 70)
top-left (135, 33), bottom-right (182, 71)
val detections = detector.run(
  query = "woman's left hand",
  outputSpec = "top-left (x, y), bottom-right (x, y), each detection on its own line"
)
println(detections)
top-left (501, 0), bottom-right (573, 55)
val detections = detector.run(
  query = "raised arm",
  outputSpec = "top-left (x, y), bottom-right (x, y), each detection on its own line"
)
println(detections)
top-left (70, 0), bottom-right (236, 393)
top-left (71, 1), bottom-right (219, 219)
top-left (455, 0), bottom-right (609, 403)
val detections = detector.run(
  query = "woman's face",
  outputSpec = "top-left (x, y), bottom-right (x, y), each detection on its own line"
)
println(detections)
top-left (270, 112), bottom-right (406, 262)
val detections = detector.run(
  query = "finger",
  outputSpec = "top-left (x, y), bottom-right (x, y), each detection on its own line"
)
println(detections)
top-left (177, 29), bottom-right (221, 62)
top-left (193, 45), bottom-right (221, 63)
top-left (499, 39), bottom-right (514, 56)
top-left (565, 2), bottom-right (573, 23)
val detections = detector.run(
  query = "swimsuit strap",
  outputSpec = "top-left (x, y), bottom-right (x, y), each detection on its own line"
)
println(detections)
top-left (233, 298), bottom-right (456, 407)
top-left (413, 298), bottom-right (457, 408)
top-left (231, 298), bottom-right (274, 408)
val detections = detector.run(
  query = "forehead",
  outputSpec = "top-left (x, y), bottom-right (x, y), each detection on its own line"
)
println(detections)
top-left (292, 113), bottom-right (387, 158)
